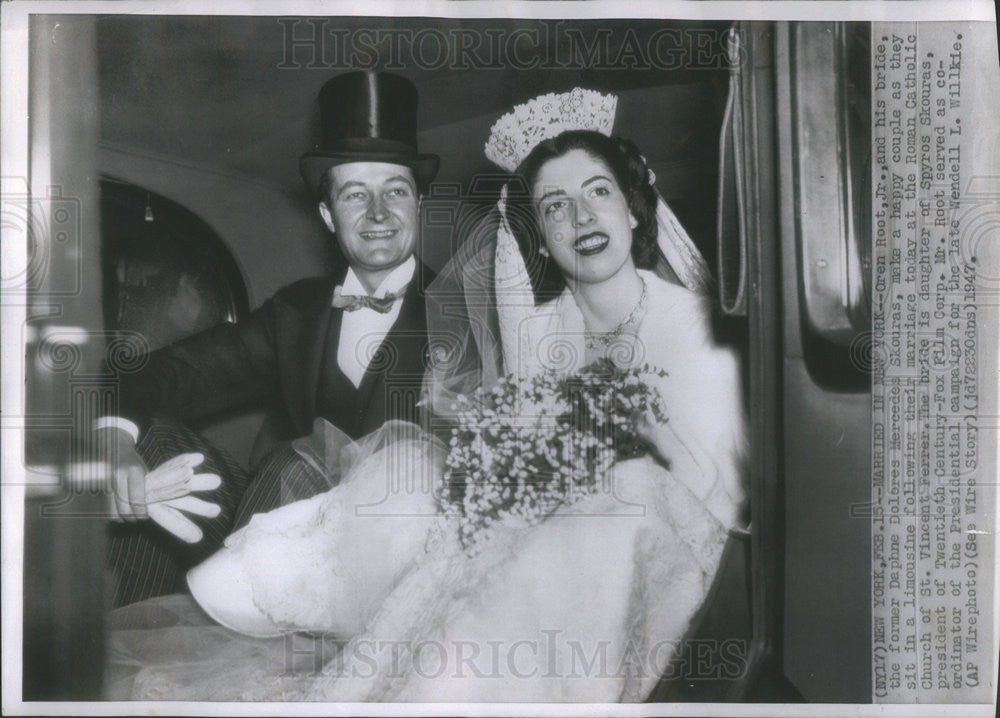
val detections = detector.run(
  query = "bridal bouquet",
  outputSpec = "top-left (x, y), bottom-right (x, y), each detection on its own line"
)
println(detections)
top-left (439, 359), bottom-right (668, 551)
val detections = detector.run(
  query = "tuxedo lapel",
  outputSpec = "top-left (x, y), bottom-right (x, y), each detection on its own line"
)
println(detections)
top-left (297, 282), bottom-right (340, 431)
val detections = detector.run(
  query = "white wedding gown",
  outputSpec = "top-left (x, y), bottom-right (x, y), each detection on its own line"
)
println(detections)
top-left (105, 271), bottom-right (746, 702)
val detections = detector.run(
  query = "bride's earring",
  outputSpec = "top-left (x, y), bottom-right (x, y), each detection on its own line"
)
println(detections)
top-left (539, 246), bottom-right (550, 257)
top-left (628, 214), bottom-right (638, 230)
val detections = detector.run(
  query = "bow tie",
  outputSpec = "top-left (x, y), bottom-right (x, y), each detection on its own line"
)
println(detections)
top-left (332, 285), bottom-right (408, 313)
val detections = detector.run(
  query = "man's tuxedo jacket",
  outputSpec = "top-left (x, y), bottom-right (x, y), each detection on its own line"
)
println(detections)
top-left (116, 262), bottom-right (435, 447)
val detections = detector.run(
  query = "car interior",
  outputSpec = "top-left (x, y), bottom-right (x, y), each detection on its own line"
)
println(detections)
top-left (19, 16), bottom-right (872, 703)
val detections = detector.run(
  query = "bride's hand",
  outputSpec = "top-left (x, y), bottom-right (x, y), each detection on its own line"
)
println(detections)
top-left (640, 411), bottom-right (744, 527)
top-left (637, 411), bottom-right (719, 502)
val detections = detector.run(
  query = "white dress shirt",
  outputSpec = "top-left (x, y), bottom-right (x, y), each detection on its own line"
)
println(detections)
top-left (95, 415), bottom-right (141, 443)
top-left (335, 256), bottom-right (415, 388)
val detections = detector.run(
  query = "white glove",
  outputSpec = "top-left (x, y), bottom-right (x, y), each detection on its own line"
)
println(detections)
top-left (143, 453), bottom-right (222, 543)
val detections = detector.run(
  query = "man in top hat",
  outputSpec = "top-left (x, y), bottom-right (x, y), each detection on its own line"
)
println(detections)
top-left (95, 71), bottom-right (439, 606)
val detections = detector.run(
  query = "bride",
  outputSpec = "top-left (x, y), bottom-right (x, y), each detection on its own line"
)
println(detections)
top-left (105, 89), bottom-right (746, 703)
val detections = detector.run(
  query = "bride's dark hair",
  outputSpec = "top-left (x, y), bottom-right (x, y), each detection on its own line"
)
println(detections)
top-left (505, 130), bottom-right (660, 299)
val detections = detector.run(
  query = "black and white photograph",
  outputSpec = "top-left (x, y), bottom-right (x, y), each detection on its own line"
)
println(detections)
top-left (1, 1), bottom-right (997, 715)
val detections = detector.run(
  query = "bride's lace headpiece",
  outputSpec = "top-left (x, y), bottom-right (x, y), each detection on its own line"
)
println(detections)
top-left (484, 88), bottom-right (617, 172)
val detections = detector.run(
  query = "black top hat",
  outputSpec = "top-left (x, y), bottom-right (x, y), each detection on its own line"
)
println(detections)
top-left (299, 71), bottom-right (439, 197)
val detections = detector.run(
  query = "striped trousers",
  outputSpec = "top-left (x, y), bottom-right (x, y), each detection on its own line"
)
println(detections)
top-left (106, 418), bottom-right (328, 608)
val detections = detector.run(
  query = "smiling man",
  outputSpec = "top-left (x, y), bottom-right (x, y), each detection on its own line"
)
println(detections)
top-left (96, 72), bottom-right (439, 605)
top-left (318, 163), bottom-right (422, 388)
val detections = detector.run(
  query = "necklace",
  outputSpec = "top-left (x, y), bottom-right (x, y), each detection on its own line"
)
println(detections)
top-left (584, 279), bottom-right (648, 353)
